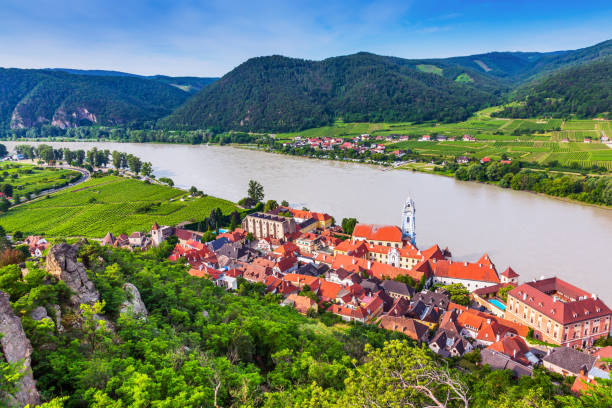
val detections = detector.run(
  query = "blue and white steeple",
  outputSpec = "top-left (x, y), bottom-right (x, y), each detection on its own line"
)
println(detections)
top-left (401, 196), bottom-right (416, 246)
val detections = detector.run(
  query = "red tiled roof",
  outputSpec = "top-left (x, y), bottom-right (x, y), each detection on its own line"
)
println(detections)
top-left (318, 281), bottom-right (343, 301)
top-left (274, 242), bottom-right (300, 256)
top-left (282, 274), bottom-right (320, 290)
top-left (352, 224), bottom-right (403, 243)
top-left (508, 278), bottom-right (612, 325)
top-left (275, 255), bottom-right (297, 272)
top-left (487, 336), bottom-right (531, 365)
top-left (287, 294), bottom-right (317, 314)
top-left (501, 267), bottom-right (519, 278)
top-left (370, 261), bottom-right (425, 281)
top-left (432, 259), bottom-right (500, 283)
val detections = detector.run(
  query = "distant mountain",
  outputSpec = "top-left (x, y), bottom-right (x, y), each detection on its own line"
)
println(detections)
top-left (161, 39), bottom-right (612, 132)
top-left (160, 53), bottom-right (502, 132)
top-left (492, 57), bottom-right (612, 118)
top-left (0, 69), bottom-right (216, 130)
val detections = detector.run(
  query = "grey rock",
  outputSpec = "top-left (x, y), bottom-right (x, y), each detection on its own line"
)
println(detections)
top-left (119, 283), bottom-right (148, 317)
top-left (46, 243), bottom-right (100, 307)
top-left (52, 304), bottom-right (64, 333)
top-left (0, 291), bottom-right (41, 407)
top-left (201, 310), bottom-right (209, 319)
top-left (30, 306), bottom-right (48, 321)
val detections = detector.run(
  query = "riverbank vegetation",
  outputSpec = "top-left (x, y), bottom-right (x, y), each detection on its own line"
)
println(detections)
top-left (0, 174), bottom-right (241, 237)
top-left (1, 243), bottom-right (605, 407)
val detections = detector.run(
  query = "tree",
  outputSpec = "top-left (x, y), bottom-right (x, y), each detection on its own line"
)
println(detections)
top-left (0, 198), bottom-right (10, 213)
top-left (127, 155), bottom-right (142, 174)
top-left (75, 150), bottom-right (86, 166)
top-left (498, 284), bottom-right (515, 302)
top-left (141, 162), bottom-right (153, 177)
top-left (341, 340), bottom-right (469, 408)
top-left (247, 180), bottom-right (264, 203)
top-left (442, 284), bottom-right (471, 306)
top-left (341, 218), bottom-right (358, 235)
top-left (264, 200), bottom-right (278, 212)
top-left (111, 151), bottom-right (123, 169)
top-left (0, 144), bottom-right (7, 158)
top-left (86, 147), bottom-right (98, 166)
top-left (2, 184), bottom-right (13, 198)
top-left (80, 300), bottom-right (109, 353)
top-left (280, 200), bottom-right (289, 207)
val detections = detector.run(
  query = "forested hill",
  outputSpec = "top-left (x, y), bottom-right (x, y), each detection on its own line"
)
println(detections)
top-left (160, 53), bottom-right (502, 132)
top-left (0, 68), bottom-right (215, 130)
top-left (493, 57), bottom-right (612, 119)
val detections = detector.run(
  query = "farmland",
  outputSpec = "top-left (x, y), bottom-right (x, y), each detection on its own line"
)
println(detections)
top-left (0, 163), bottom-right (82, 198)
top-left (0, 175), bottom-right (241, 237)
top-left (274, 115), bottom-right (612, 171)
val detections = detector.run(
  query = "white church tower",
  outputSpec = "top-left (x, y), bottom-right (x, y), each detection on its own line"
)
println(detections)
top-left (401, 196), bottom-right (416, 246)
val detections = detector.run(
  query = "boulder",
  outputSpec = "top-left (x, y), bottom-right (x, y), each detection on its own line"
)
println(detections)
top-left (30, 306), bottom-right (48, 321)
top-left (52, 304), bottom-right (64, 333)
top-left (0, 291), bottom-right (40, 407)
top-left (46, 243), bottom-right (100, 307)
top-left (119, 283), bottom-right (148, 317)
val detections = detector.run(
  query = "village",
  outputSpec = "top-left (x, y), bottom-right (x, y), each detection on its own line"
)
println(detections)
top-left (25, 196), bottom-right (610, 397)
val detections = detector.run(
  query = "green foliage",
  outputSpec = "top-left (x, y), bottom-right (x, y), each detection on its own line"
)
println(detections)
top-left (247, 179), bottom-right (265, 203)
top-left (0, 68), bottom-right (197, 130)
top-left (441, 283), bottom-right (471, 306)
top-left (498, 284), bottom-right (515, 302)
top-left (161, 53), bottom-right (500, 132)
top-left (340, 218), bottom-right (357, 235)
top-left (495, 58), bottom-right (612, 119)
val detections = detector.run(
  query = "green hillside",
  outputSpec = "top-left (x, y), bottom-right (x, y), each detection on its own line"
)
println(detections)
top-left (0, 69), bottom-right (211, 130)
top-left (160, 53), bottom-right (501, 132)
top-left (493, 58), bottom-right (612, 119)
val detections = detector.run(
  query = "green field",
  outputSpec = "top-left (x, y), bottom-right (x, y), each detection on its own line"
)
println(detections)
top-left (0, 163), bottom-right (82, 198)
top-left (0, 175), bottom-right (240, 237)
top-left (416, 64), bottom-right (443, 75)
top-left (274, 113), bottom-right (612, 171)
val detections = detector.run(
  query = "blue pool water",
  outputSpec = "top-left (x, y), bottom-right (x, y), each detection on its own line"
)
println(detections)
top-left (489, 298), bottom-right (506, 311)
top-left (218, 228), bottom-right (229, 234)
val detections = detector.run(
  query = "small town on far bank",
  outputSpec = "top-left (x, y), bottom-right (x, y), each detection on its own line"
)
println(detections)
top-left (37, 186), bottom-right (607, 397)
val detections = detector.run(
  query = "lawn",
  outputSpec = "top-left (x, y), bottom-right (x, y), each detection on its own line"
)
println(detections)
top-left (416, 64), bottom-right (443, 76)
top-left (0, 175), bottom-right (241, 238)
top-left (0, 163), bottom-right (82, 199)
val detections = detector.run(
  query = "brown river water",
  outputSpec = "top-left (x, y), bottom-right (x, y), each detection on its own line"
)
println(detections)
top-left (5, 141), bottom-right (612, 304)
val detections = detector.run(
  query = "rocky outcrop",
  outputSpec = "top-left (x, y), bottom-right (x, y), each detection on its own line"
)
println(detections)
top-left (119, 283), bottom-right (148, 317)
top-left (0, 291), bottom-right (41, 407)
top-left (52, 304), bottom-right (64, 333)
top-left (30, 306), bottom-right (48, 321)
top-left (46, 243), bottom-right (100, 307)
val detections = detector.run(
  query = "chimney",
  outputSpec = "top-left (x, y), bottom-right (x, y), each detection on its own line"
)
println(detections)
top-left (496, 334), bottom-right (500, 342)
top-left (553, 296), bottom-right (557, 303)
top-left (487, 318), bottom-right (491, 324)
top-left (592, 293), bottom-right (598, 300)
top-left (367, 261), bottom-right (371, 269)
top-left (352, 258), bottom-right (355, 265)
top-left (464, 262), bottom-right (468, 267)
top-left (513, 349), bottom-right (516, 359)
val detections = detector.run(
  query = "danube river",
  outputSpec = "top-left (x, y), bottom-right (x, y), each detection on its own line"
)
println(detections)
top-left (6, 141), bottom-right (612, 303)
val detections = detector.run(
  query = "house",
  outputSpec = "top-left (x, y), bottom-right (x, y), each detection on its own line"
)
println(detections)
top-left (242, 212), bottom-right (297, 240)
top-left (480, 157), bottom-right (491, 164)
top-left (351, 224), bottom-right (404, 248)
top-left (480, 349), bottom-right (533, 377)
top-left (500, 267), bottom-right (519, 284)
top-left (128, 232), bottom-right (145, 247)
top-left (381, 280), bottom-right (415, 300)
top-left (486, 336), bottom-right (539, 368)
top-left (217, 228), bottom-right (246, 243)
top-left (456, 156), bottom-right (470, 164)
top-left (571, 347), bottom-right (612, 394)
top-left (412, 290), bottom-right (450, 310)
top-left (543, 347), bottom-right (597, 377)
top-left (419, 135), bottom-right (431, 141)
top-left (101, 232), bottom-right (115, 246)
top-left (175, 228), bottom-right (203, 245)
top-left (505, 277), bottom-right (612, 347)
top-left (151, 222), bottom-right (174, 246)
top-left (462, 134), bottom-right (476, 141)
top-left (284, 294), bottom-right (318, 315)
top-left (584, 138), bottom-right (591, 143)
top-left (430, 254), bottom-right (501, 290)
top-left (379, 316), bottom-right (429, 342)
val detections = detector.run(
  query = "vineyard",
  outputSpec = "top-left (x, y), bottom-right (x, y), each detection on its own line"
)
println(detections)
top-left (274, 113), bottom-right (612, 171)
top-left (0, 175), bottom-right (241, 237)
top-left (0, 163), bottom-right (81, 198)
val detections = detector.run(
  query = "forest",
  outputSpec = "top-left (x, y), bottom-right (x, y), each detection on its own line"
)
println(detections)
top-left (1, 241), bottom-right (609, 407)
top-left (493, 58), bottom-right (612, 119)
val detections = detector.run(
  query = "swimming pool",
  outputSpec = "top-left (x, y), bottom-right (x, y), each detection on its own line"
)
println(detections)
top-left (489, 298), bottom-right (506, 311)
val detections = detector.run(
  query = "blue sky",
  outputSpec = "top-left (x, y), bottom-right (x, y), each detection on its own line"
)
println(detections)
top-left (1, 0), bottom-right (611, 76)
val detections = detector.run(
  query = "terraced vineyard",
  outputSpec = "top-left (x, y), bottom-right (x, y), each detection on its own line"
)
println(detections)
top-left (0, 175), bottom-right (241, 237)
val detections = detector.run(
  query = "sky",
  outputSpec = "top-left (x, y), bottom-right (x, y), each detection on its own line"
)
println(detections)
top-left (1, 0), bottom-right (611, 77)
